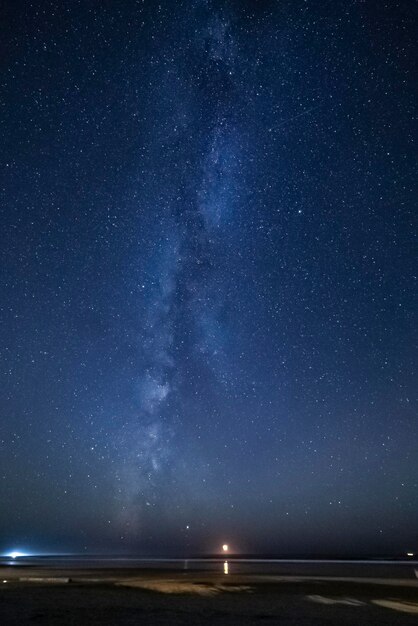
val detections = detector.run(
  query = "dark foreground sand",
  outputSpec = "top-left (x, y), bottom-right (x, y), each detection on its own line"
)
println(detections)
top-left (1, 569), bottom-right (418, 625)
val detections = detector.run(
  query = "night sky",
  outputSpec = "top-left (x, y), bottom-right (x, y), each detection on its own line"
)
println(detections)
top-left (1, 0), bottom-right (417, 557)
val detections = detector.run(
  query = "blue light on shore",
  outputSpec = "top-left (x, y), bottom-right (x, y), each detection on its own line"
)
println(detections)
top-left (7, 551), bottom-right (27, 559)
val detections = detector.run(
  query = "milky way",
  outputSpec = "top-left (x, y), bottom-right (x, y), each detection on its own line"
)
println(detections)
top-left (114, 6), bottom-right (245, 537)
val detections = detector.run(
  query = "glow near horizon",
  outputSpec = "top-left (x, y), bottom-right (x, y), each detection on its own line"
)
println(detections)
top-left (6, 551), bottom-right (27, 559)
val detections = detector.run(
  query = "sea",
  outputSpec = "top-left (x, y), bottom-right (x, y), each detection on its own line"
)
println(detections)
top-left (1, 555), bottom-right (417, 580)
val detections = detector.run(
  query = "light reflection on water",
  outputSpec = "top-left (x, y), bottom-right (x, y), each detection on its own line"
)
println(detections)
top-left (0, 556), bottom-right (416, 579)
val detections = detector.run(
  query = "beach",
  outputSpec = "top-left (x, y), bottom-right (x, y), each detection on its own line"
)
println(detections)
top-left (1, 560), bottom-right (418, 624)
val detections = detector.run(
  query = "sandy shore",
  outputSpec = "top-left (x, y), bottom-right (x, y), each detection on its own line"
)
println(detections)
top-left (1, 566), bottom-right (418, 624)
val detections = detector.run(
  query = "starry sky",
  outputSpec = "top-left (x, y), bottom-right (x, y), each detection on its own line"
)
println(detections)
top-left (0, 0), bottom-right (417, 557)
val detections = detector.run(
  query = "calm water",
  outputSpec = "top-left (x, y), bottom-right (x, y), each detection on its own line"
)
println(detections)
top-left (1, 556), bottom-right (417, 579)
